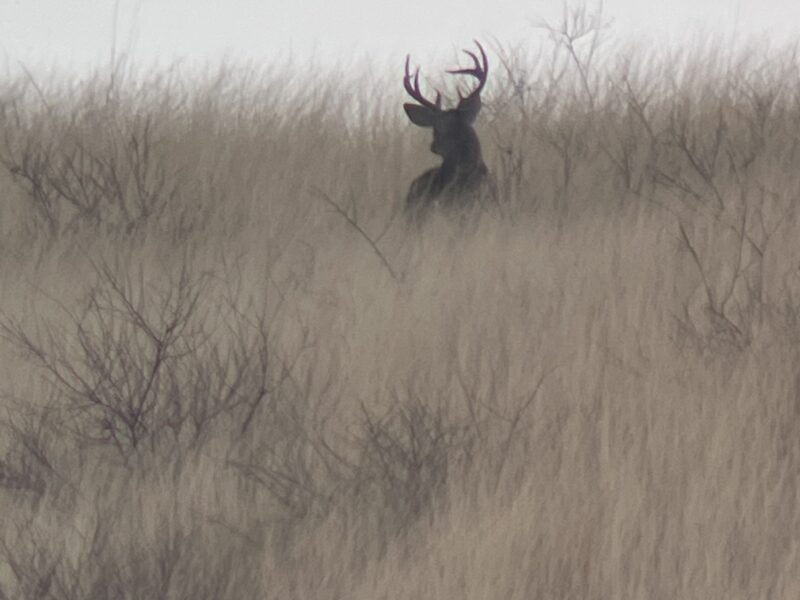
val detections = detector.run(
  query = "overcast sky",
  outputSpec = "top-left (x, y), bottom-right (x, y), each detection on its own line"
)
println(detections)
top-left (0, 0), bottom-right (795, 75)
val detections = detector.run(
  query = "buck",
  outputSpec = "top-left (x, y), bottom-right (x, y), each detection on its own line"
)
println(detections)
top-left (403, 41), bottom-right (494, 218)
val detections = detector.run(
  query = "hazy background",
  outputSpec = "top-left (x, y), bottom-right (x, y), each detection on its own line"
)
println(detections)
top-left (0, 0), bottom-right (794, 74)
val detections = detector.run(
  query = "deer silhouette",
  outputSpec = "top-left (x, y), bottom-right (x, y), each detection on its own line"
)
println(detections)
top-left (403, 41), bottom-right (494, 219)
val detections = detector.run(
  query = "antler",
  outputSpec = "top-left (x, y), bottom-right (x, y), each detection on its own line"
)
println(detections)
top-left (447, 40), bottom-right (488, 103)
top-left (403, 55), bottom-right (442, 110)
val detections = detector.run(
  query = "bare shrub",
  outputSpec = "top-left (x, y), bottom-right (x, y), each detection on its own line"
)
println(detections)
top-left (0, 94), bottom-right (178, 235)
top-left (0, 258), bottom-right (283, 461)
top-left (351, 391), bottom-right (476, 527)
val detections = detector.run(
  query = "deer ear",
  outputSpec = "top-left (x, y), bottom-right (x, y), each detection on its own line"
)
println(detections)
top-left (404, 104), bottom-right (437, 127)
top-left (457, 95), bottom-right (482, 124)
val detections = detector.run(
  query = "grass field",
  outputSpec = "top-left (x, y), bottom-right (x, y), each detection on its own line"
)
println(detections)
top-left (2, 23), bottom-right (800, 599)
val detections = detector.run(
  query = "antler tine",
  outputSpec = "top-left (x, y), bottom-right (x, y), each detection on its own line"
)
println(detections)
top-left (404, 55), bottom-right (441, 110)
top-left (448, 50), bottom-right (480, 74)
top-left (476, 40), bottom-right (488, 76)
top-left (447, 40), bottom-right (488, 100)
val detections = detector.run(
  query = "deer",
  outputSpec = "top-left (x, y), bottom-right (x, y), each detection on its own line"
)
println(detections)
top-left (403, 41), bottom-right (495, 220)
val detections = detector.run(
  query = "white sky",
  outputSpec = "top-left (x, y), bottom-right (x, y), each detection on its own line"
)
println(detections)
top-left (0, 0), bottom-right (796, 75)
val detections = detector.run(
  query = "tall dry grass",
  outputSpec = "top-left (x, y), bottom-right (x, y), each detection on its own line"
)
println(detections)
top-left (2, 20), bottom-right (800, 599)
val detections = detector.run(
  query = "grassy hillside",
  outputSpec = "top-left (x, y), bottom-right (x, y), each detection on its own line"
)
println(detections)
top-left (2, 29), bottom-right (800, 598)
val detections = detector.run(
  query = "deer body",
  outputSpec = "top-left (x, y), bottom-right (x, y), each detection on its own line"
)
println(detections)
top-left (406, 159), bottom-right (490, 212)
top-left (403, 41), bottom-right (494, 218)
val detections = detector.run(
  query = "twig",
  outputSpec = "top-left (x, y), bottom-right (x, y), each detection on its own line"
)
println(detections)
top-left (313, 188), bottom-right (400, 283)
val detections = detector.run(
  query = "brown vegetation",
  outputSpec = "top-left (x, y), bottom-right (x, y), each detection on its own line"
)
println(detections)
top-left (1, 18), bottom-right (800, 599)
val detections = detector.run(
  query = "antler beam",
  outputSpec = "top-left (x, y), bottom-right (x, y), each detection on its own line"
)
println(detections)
top-left (403, 56), bottom-right (442, 110)
top-left (447, 41), bottom-right (488, 101)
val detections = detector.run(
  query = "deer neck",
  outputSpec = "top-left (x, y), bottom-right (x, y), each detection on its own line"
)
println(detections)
top-left (441, 131), bottom-right (483, 173)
